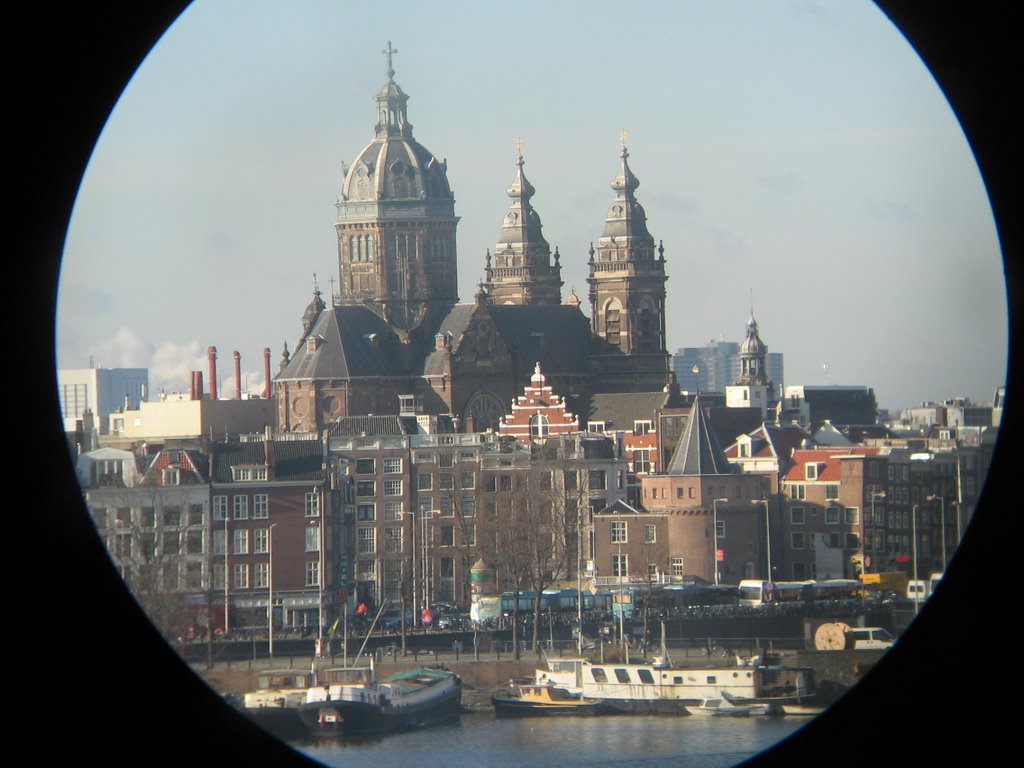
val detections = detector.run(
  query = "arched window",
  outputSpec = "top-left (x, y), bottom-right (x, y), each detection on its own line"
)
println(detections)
top-left (530, 414), bottom-right (549, 440)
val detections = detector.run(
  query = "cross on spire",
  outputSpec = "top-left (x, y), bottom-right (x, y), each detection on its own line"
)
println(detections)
top-left (383, 41), bottom-right (398, 81)
top-left (515, 136), bottom-right (524, 160)
top-left (619, 129), bottom-right (628, 148)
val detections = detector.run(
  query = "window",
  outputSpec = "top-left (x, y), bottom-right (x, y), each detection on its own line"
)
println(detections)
top-left (647, 563), bottom-right (659, 578)
top-left (233, 529), bottom-right (249, 555)
top-left (845, 507), bottom-right (860, 525)
top-left (357, 481), bottom-right (375, 497)
top-left (357, 527), bottom-right (376, 554)
top-left (384, 501), bottom-right (403, 520)
top-left (213, 563), bottom-right (226, 590)
top-left (464, 524), bottom-right (476, 546)
top-left (633, 449), bottom-right (653, 474)
top-left (383, 457), bottom-right (402, 474)
top-left (253, 494), bottom-right (268, 519)
top-left (614, 668), bottom-right (631, 683)
top-left (305, 561), bottom-right (320, 587)
top-left (610, 520), bottom-right (627, 544)
top-left (589, 471), bottom-right (607, 491)
top-left (591, 668), bottom-right (609, 683)
top-left (254, 561), bottom-right (268, 589)
top-left (439, 473), bottom-right (454, 490)
top-left (825, 507), bottom-right (840, 524)
top-left (529, 414), bottom-right (549, 439)
top-left (716, 520), bottom-right (725, 539)
top-left (789, 485), bottom-right (806, 500)
top-left (417, 474), bottom-right (433, 491)
top-left (633, 420), bottom-right (652, 436)
top-left (162, 506), bottom-right (182, 527)
top-left (233, 496), bottom-right (248, 520)
top-left (188, 504), bottom-right (204, 526)
top-left (357, 503), bottom-right (376, 521)
top-left (212, 529), bottom-right (226, 555)
top-left (462, 497), bottom-right (476, 517)
top-left (233, 564), bottom-right (249, 589)
top-left (806, 464), bottom-right (818, 480)
top-left (671, 557), bottom-right (684, 576)
top-left (637, 669), bottom-right (655, 684)
top-left (383, 479), bottom-right (403, 496)
top-left (825, 485), bottom-right (839, 500)
top-left (439, 496), bottom-right (454, 516)
top-left (612, 554), bottom-right (628, 577)
top-left (356, 458), bottom-right (376, 475)
top-left (213, 496), bottom-right (228, 521)
top-left (791, 532), bottom-right (805, 549)
top-left (254, 528), bottom-right (269, 554)
top-left (414, 451), bottom-right (434, 464)
top-left (305, 525), bottom-right (320, 552)
top-left (790, 507), bottom-right (805, 524)
top-left (439, 452), bottom-right (453, 468)
top-left (384, 527), bottom-right (403, 554)
top-left (305, 492), bottom-right (320, 517)
top-left (460, 472), bottom-right (475, 490)
top-left (845, 533), bottom-right (861, 549)
top-left (643, 524), bottom-right (656, 544)
top-left (588, 422), bottom-right (606, 433)
top-left (186, 530), bottom-right (204, 555)
top-left (440, 525), bottom-right (454, 546)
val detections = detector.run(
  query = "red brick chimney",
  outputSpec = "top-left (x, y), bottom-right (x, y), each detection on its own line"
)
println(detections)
top-left (208, 346), bottom-right (218, 401)
top-left (233, 351), bottom-right (242, 400)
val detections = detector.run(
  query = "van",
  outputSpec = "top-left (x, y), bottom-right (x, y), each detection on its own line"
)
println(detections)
top-left (848, 627), bottom-right (895, 650)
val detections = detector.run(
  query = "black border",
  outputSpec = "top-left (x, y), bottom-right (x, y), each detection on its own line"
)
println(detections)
top-left (26, 3), bottom-right (1016, 765)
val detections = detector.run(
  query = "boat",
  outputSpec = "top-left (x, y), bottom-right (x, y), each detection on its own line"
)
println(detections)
top-left (492, 681), bottom-right (608, 717)
top-left (299, 665), bottom-right (462, 735)
top-left (534, 655), bottom-right (815, 715)
top-left (240, 668), bottom-right (316, 741)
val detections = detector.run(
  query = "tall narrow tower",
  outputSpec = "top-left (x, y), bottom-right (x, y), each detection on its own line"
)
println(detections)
top-left (483, 147), bottom-right (562, 305)
top-left (587, 137), bottom-right (668, 356)
top-left (335, 42), bottom-right (459, 338)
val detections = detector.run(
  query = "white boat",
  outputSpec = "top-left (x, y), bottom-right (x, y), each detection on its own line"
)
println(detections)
top-left (534, 655), bottom-right (814, 715)
top-left (240, 669), bottom-right (315, 740)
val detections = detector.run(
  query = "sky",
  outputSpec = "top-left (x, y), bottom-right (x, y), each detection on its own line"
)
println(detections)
top-left (55, 0), bottom-right (1008, 414)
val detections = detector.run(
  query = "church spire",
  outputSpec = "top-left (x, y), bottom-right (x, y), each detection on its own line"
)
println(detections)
top-left (373, 40), bottom-right (413, 139)
top-left (587, 135), bottom-right (668, 356)
top-left (483, 141), bottom-right (562, 305)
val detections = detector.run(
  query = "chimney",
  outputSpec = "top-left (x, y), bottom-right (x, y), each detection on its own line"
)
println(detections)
top-left (263, 348), bottom-right (272, 400)
top-left (208, 346), bottom-right (218, 401)
top-left (195, 370), bottom-right (204, 401)
top-left (234, 351), bottom-right (242, 400)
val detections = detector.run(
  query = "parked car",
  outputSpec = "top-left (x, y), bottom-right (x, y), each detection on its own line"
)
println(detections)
top-left (848, 627), bottom-right (895, 650)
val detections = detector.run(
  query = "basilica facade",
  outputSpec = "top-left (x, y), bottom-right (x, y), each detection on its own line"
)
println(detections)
top-left (275, 48), bottom-right (671, 434)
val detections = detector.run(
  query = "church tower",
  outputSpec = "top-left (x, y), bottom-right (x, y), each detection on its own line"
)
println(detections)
top-left (483, 148), bottom-right (562, 305)
top-left (725, 311), bottom-right (772, 418)
top-left (335, 42), bottom-right (459, 338)
top-left (587, 137), bottom-right (668, 356)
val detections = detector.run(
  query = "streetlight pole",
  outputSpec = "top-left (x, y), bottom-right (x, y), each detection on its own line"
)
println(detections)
top-left (752, 499), bottom-right (771, 580)
top-left (712, 499), bottom-right (728, 586)
top-left (316, 484), bottom-right (325, 658)
top-left (223, 512), bottom-right (230, 636)
top-left (926, 494), bottom-right (946, 572)
top-left (869, 489), bottom-right (885, 573)
top-left (911, 505), bottom-right (919, 616)
top-left (269, 522), bottom-right (277, 660)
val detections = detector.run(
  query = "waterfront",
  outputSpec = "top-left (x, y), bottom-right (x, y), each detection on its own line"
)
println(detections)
top-left (293, 711), bottom-right (806, 768)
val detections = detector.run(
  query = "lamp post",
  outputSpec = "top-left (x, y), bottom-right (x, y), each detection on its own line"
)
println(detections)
top-left (315, 484), bottom-right (325, 657)
top-left (911, 504), bottom-right (919, 616)
top-left (268, 522), bottom-right (278, 660)
top-left (869, 489), bottom-right (885, 573)
top-left (402, 510), bottom-right (418, 628)
top-left (752, 499), bottom-right (771, 580)
top-left (223, 512), bottom-right (230, 636)
top-left (926, 494), bottom-right (946, 572)
top-left (711, 499), bottom-right (728, 586)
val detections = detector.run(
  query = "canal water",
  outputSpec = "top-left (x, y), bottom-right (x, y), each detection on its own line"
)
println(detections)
top-left (293, 711), bottom-right (807, 768)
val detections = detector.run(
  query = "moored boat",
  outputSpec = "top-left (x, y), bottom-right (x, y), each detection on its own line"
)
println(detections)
top-left (299, 666), bottom-right (462, 736)
top-left (535, 654), bottom-right (815, 716)
top-left (240, 669), bottom-right (315, 741)
top-left (492, 681), bottom-right (607, 717)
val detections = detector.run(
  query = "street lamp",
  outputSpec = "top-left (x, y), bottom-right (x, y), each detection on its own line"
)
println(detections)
top-left (752, 499), bottom-right (771, 581)
top-left (402, 510), bottom-right (418, 628)
top-left (910, 504), bottom-right (920, 616)
top-left (268, 522), bottom-right (278, 660)
top-left (314, 484), bottom-right (325, 658)
top-left (223, 512), bottom-right (230, 636)
top-left (711, 499), bottom-right (728, 586)
top-left (869, 489), bottom-right (886, 573)
top-left (926, 494), bottom-right (946, 573)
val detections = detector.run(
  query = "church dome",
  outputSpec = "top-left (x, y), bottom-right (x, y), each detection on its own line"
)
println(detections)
top-left (740, 314), bottom-right (767, 355)
top-left (338, 47), bottom-right (452, 204)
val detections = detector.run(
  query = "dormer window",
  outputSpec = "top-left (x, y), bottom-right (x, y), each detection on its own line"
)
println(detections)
top-left (806, 464), bottom-right (818, 480)
top-left (307, 336), bottom-right (322, 353)
top-left (232, 465), bottom-right (268, 482)
top-left (633, 420), bottom-right (652, 436)
top-left (588, 421), bottom-right (606, 434)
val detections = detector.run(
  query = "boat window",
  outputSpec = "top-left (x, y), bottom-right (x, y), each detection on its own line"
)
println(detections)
top-left (614, 669), bottom-right (631, 683)
top-left (673, 676), bottom-right (683, 684)
top-left (591, 668), bottom-right (608, 683)
top-left (706, 676), bottom-right (717, 684)
top-left (637, 669), bottom-right (655, 684)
